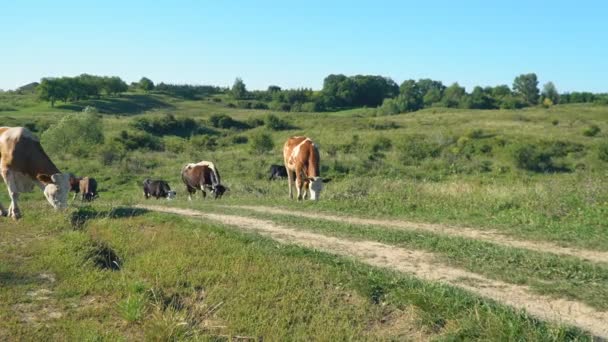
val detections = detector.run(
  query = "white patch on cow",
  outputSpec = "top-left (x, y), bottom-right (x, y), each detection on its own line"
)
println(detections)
top-left (5, 170), bottom-right (38, 193)
top-left (166, 190), bottom-right (176, 200)
top-left (308, 177), bottom-right (324, 201)
top-left (2, 127), bottom-right (38, 142)
top-left (288, 138), bottom-right (311, 168)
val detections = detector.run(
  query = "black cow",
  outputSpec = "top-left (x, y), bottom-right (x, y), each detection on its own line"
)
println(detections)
top-left (143, 179), bottom-right (176, 200)
top-left (268, 164), bottom-right (288, 180)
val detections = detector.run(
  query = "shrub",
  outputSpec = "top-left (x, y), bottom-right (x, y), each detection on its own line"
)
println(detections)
top-left (371, 136), bottom-right (392, 152)
top-left (583, 124), bottom-right (601, 137)
top-left (265, 114), bottom-right (293, 131)
top-left (41, 113), bottom-right (104, 157)
top-left (552, 119), bottom-right (559, 126)
top-left (598, 142), bottom-right (608, 162)
top-left (114, 130), bottom-right (163, 151)
top-left (208, 114), bottom-right (249, 130)
top-left (131, 114), bottom-right (206, 137)
top-left (246, 117), bottom-right (265, 128)
top-left (231, 135), bottom-right (249, 144)
top-left (163, 136), bottom-right (187, 153)
top-left (512, 143), bottom-right (570, 172)
top-left (250, 132), bottom-right (274, 154)
top-left (399, 135), bottom-right (442, 163)
top-left (466, 129), bottom-right (485, 139)
top-left (98, 141), bottom-right (126, 165)
top-left (189, 135), bottom-right (217, 152)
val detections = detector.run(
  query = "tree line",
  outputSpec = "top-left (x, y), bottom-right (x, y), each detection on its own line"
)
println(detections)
top-left (34, 72), bottom-right (608, 112)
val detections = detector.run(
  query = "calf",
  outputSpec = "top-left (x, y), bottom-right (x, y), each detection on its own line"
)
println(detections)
top-left (79, 177), bottom-right (98, 201)
top-left (181, 161), bottom-right (227, 200)
top-left (268, 164), bottom-right (288, 180)
top-left (143, 179), bottom-right (176, 200)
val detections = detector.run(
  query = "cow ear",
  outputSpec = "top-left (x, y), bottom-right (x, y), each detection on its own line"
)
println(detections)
top-left (322, 178), bottom-right (332, 183)
top-left (37, 174), bottom-right (53, 184)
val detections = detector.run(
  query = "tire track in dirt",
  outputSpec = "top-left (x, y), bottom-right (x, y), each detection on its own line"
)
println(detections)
top-left (227, 205), bottom-right (608, 264)
top-left (138, 204), bottom-right (608, 338)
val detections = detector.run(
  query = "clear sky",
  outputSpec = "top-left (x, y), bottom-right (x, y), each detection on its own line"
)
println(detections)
top-left (1, 0), bottom-right (607, 92)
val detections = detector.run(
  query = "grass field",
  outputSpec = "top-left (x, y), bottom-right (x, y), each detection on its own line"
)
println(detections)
top-left (1, 91), bottom-right (607, 340)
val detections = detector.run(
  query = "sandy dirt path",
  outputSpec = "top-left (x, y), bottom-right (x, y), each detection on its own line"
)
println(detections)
top-left (138, 204), bottom-right (608, 338)
top-left (227, 205), bottom-right (608, 264)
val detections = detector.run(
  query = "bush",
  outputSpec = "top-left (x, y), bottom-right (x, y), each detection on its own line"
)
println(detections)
top-left (163, 136), bottom-right (187, 153)
top-left (189, 135), bottom-right (217, 152)
top-left (598, 142), bottom-right (608, 162)
top-left (41, 113), bottom-right (104, 157)
top-left (371, 136), bottom-right (392, 152)
top-left (512, 143), bottom-right (571, 172)
top-left (583, 124), bottom-right (601, 137)
top-left (114, 130), bottom-right (163, 151)
top-left (250, 132), bottom-right (274, 154)
top-left (265, 114), bottom-right (293, 131)
top-left (466, 129), bottom-right (485, 139)
top-left (99, 141), bottom-right (126, 165)
top-left (399, 135), bottom-right (442, 163)
top-left (131, 114), bottom-right (207, 137)
top-left (208, 114), bottom-right (249, 130)
top-left (246, 117), bottom-right (265, 128)
top-left (232, 136), bottom-right (249, 144)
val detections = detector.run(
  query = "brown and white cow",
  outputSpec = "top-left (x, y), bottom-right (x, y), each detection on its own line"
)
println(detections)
top-left (181, 161), bottom-right (227, 200)
top-left (283, 136), bottom-right (330, 201)
top-left (0, 127), bottom-right (71, 219)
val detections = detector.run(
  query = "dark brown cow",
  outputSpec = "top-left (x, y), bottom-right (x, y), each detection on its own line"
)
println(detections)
top-left (283, 136), bottom-right (330, 201)
top-left (0, 127), bottom-right (70, 219)
top-left (181, 161), bottom-right (227, 200)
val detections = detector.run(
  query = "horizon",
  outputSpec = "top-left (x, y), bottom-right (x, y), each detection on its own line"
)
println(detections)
top-left (2, 1), bottom-right (607, 93)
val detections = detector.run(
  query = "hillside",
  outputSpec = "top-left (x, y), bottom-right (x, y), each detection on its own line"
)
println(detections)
top-left (1, 91), bottom-right (607, 339)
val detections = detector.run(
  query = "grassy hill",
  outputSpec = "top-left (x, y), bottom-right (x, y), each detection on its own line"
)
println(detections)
top-left (1, 91), bottom-right (607, 339)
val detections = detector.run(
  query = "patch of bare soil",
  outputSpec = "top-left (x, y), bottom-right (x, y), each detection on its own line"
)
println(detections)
top-left (230, 205), bottom-right (608, 264)
top-left (138, 204), bottom-right (608, 338)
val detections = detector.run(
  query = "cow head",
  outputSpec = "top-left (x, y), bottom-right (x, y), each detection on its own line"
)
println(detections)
top-left (166, 190), bottom-right (176, 200)
top-left (307, 177), bottom-right (331, 201)
top-left (212, 184), bottom-right (227, 199)
top-left (37, 173), bottom-right (70, 209)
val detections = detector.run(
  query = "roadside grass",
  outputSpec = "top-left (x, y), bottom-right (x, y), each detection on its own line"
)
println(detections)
top-left (0, 203), bottom-right (593, 340)
top-left (201, 204), bottom-right (608, 310)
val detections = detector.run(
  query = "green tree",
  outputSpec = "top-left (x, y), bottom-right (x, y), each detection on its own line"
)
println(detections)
top-left (513, 73), bottom-right (539, 106)
top-left (37, 78), bottom-right (66, 107)
top-left (541, 81), bottom-right (560, 104)
top-left (231, 77), bottom-right (247, 99)
top-left (250, 132), bottom-right (274, 154)
top-left (41, 113), bottom-right (104, 157)
top-left (139, 77), bottom-right (155, 92)
top-left (441, 83), bottom-right (465, 108)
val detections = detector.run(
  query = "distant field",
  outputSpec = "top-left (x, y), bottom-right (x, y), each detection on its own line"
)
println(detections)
top-left (1, 91), bottom-right (607, 339)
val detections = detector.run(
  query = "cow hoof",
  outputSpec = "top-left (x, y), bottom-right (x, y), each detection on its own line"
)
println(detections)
top-left (9, 211), bottom-right (21, 220)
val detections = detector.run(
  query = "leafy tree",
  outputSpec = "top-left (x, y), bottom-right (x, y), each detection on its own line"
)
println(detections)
top-left (417, 79), bottom-right (445, 106)
top-left (397, 80), bottom-right (423, 111)
top-left (513, 73), bottom-right (539, 106)
top-left (41, 113), bottom-right (104, 156)
top-left (231, 77), bottom-right (247, 99)
top-left (139, 77), bottom-right (155, 92)
top-left (441, 83), bottom-right (466, 108)
top-left (37, 78), bottom-right (66, 107)
top-left (541, 82), bottom-right (560, 105)
top-left (468, 86), bottom-right (496, 109)
top-left (250, 132), bottom-right (274, 154)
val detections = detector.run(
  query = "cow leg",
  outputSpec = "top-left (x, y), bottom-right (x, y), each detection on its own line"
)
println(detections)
top-left (3, 170), bottom-right (22, 219)
top-left (8, 190), bottom-right (21, 220)
top-left (201, 191), bottom-right (206, 199)
top-left (295, 170), bottom-right (304, 201)
top-left (286, 167), bottom-right (294, 199)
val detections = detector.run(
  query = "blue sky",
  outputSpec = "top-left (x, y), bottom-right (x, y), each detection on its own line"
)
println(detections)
top-left (1, 1), bottom-right (607, 92)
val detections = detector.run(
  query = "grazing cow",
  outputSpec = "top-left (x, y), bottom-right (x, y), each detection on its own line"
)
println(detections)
top-left (79, 177), bottom-right (98, 201)
top-left (283, 136), bottom-right (330, 201)
top-left (181, 161), bottom-right (227, 200)
top-left (143, 179), bottom-right (176, 200)
top-left (268, 164), bottom-right (288, 180)
top-left (0, 127), bottom-right (71, 219)
top-left (68, 175), bottom-right (99, 201)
